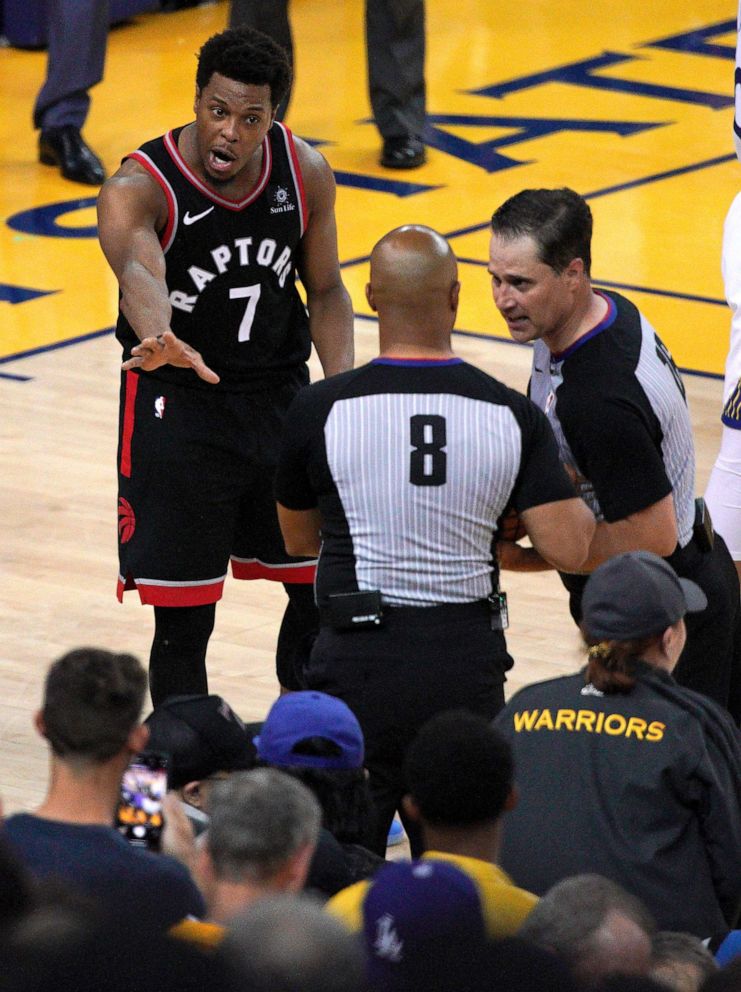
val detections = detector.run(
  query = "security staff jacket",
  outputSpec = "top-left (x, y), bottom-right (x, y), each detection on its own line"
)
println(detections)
top-left (494, 663), bottom-right (741, 937)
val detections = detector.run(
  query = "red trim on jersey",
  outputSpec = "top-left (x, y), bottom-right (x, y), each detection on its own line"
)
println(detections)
top-left (279, 123), bottom-right (307, 236)
top-left (127, 151), bottom-right (177, 251)
top-left (117, 575), bottom-right (226, 606)
top-left (120, 371), bottom-right (139, 478)
top-left (231, 558), bottom-right (317, 583)
top-left (163, 128), bottom-right (272, 210)
top-left (116, 574), bottom-right (136, 602)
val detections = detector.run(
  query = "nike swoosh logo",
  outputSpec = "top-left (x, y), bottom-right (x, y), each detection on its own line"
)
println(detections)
top-left (183, 206), bottom-right (215, 226)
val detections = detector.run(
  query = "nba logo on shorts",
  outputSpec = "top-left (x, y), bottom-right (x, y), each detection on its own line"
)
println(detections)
top-left (154, 396), bottom-right (166, 419)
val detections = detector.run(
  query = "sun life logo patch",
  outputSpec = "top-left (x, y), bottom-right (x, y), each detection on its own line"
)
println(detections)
top-left (270, 185), bottom-right (295, 214)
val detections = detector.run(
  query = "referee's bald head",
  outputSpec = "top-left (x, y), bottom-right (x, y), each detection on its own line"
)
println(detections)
top-left (366, 226), bottom-right (460, 344)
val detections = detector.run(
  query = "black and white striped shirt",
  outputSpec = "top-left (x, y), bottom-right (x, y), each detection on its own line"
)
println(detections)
top-left (276, 357), bottom-right (575, 607)
top-left (528, 290), bottom-right (695, 550)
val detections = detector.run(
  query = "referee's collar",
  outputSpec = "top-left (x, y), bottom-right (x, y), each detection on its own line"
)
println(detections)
top-left (550, 290), bottom-right (617, 362)
top-left (372, 357), bottom-right (464, 367)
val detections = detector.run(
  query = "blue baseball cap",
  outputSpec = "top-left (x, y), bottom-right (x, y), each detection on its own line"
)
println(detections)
top-left (253, 691), bottom-right (364, 770)
top-left (710, 930), bottom-right (741, 966)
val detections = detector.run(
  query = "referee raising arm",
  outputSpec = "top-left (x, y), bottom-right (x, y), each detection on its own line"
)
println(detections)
top-left (274, 225), bottom-right (595, 855)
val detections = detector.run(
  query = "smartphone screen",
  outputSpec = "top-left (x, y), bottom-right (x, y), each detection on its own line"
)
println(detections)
top-left (115, 751), bottom-right (168, 851)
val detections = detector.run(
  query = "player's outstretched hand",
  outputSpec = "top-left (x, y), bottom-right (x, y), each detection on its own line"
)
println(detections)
top-left (122, 330), bottom-right (220, 384)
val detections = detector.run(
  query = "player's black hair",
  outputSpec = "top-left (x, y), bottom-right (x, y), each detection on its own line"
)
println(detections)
top-left (404, 710), bottom-right (514, 827)
top-left (41, 648), bottom-right (146, 763)
top-left (196, 26), bottom-right (292, 111)
top-left (491, 187), bottom-right (593, 276)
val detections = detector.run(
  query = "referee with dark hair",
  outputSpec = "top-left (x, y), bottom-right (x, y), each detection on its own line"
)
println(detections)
top-left (274, 225), bottom-right (595, 855)
top-left (489, 187), bottom-right (741, 722)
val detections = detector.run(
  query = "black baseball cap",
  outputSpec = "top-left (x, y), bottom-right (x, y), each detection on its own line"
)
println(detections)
top-left (582, 551), bottom-right (707, 640)
top-left (144, 694), bottom-right (256, 789)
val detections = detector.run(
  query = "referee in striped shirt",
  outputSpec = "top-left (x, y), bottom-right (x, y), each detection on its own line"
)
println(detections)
top-left (274, 225), bottom-right (594, 854)
top-left (489, 187), bottom-right (741, 721)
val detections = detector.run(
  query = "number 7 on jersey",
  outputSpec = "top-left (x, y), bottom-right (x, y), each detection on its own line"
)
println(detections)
top-left (230, 284), bottom-right (262, 341)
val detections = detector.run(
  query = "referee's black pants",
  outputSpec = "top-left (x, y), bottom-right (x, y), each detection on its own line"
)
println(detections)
top-left (305, 600), bottom-right (513, 857)
top-left (669, 533), bottom-right (741, 725)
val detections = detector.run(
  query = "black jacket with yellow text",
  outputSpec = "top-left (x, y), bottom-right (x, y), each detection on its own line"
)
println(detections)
top-left (494, 663), bottom-right (741, 937)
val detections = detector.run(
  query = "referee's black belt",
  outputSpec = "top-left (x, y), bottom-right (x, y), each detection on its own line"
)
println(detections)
top-left (382, 598), bottom-right (491, 617)
top-left (319, 593), bottom-right (491, 631)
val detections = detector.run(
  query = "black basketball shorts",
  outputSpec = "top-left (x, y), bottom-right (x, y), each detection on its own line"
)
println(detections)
top-left (116, 370), bottom-right (316, 606)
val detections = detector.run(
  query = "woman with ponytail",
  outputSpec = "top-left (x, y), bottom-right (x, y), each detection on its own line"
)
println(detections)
top-left (493, 551), bottom-right (741, 938)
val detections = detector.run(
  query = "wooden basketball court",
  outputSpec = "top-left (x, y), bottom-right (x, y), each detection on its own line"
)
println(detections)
top-left (0, 0), bottom-right (736, 812)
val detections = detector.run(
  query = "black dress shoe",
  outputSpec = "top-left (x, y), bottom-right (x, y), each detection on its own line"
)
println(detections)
top-left (39, 126), bottom-right (106, 186)
top-left (381, 136), bottom-right (426, 170)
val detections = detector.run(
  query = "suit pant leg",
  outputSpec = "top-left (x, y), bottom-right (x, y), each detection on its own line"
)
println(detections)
top-left (673, 534), bottom-right (741, 723)
top-left (365, 0), bottom-right (426, 140)
top-left (34, 0), bottom-right (110, 130)
top-left (229, 0), bottom-right (293, 119)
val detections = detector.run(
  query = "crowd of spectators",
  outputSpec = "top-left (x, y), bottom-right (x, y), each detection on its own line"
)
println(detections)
top-left (1, 582), bottom-right (740, 992)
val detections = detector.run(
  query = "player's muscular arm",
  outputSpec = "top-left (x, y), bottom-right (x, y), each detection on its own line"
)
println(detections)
top-left (294, 141), bottom-right (354, 377)
top-left (97, 166), bottom-right (172, 338)
top-left (97, 164), bottom-right (218, 383)
top-left (578, 493), bottom-right (678, 572)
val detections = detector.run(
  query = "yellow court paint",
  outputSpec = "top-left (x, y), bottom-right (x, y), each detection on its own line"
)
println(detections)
top-left (0, 0), bottom-right (737, 375)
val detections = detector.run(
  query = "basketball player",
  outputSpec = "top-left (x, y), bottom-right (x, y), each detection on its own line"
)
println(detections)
top-left (489, 187), bottom-right (741, 722)
top-left (704, 1), bottom-right (741, 588)
top-left (96, 27), bottom-right (353, 705)
top-left (274, 225), bottom-right (595, 854)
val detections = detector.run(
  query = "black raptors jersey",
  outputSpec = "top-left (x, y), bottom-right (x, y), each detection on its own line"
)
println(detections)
top-left (115, 122), bottom-right (311, 390)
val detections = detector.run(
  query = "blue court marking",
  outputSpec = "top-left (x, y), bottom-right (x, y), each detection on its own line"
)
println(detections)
top-left (7, 198), bottom-right (98, 239)
top-left (355, 312), bottom-right (723, 380)
top-left (471, 50), bottom-right (733, 110)
top-left (0, 326), bottom-right (114, 370)
top-left (571, 279), bottom-right (724, 309)
top-left (0, 371), bottom-right (33, 381)
top-left (454, 259), bottom-right (727, 309)
top-left (333, 170), bottom-right (444, 197)
top-left (340, 151), bottom-right (737, 270)
top-left (642, 19), bottom-right (736, 59)
top-left (0, 284), bottom-right (58, 304)
top-left (583, 153), bottom-right (737, 200)
top-left (1, 153), bottom-right (733, 376)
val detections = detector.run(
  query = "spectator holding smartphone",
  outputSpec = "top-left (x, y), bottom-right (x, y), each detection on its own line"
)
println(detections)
top-left (2, 648), bottom-right (205, 931)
